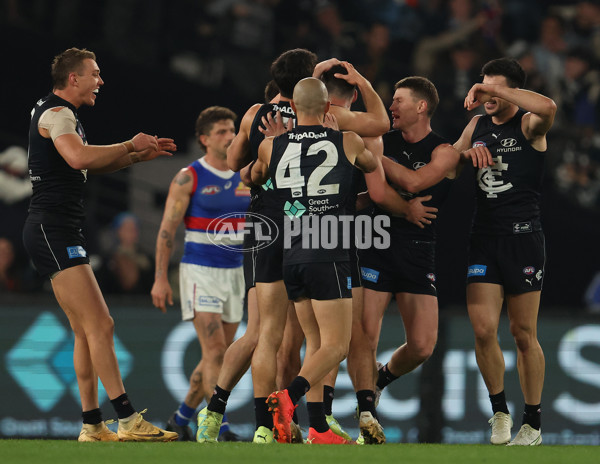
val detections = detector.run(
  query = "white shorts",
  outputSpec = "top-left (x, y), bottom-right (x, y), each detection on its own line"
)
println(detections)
top-left (179, 263), bottom-right (245, 323)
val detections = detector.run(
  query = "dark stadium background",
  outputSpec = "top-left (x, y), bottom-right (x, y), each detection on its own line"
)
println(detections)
top-left (1, 0), bottom-right (599, 443)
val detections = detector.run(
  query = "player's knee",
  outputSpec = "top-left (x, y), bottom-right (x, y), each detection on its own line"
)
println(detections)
top-left (96, 315), bottom-right (115, 338)
top-left (205, 343), bottom-right (227, 364)
top-left (472, 324), bottom-right (497, 344)
top-left (410, 339), bottom-right (436, 363)
top-left (510, 325), bottom-right (535, 352)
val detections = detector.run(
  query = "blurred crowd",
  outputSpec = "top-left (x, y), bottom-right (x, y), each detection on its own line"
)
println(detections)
top-left (1, 0), bottom-right (599, 298)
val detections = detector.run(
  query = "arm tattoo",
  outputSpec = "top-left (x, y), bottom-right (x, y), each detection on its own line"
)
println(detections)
top-left (174, 173), bottom-right (191, 186)
top-left (160, 230), bottom-right (173, 249)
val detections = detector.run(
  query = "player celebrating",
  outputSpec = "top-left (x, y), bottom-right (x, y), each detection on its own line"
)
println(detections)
top-left (454, 57), bottom-right (556, 446)
top-left (22, 47), bottom-right (177, 442)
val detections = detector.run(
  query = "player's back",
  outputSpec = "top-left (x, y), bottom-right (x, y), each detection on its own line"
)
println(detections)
top-left (248, 101), bottom-right (297, 218)
top-left (269, 125), bottom-right (354, 265)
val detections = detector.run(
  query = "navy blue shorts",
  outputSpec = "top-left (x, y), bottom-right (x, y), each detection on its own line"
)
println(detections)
top-left (23, 221), bottom-right (90, 278)
top-left (283, 261), bottom-right (352, 301)
top-left (359, 239), bottom-right (437, 296)
top-left (243, 221), bottom-right (284, 291)
top-left (467, 231), bottom-right (545, 294)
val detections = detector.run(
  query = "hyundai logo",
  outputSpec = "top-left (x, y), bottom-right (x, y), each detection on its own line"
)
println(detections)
top-left (500, 138), bottom-right (517, 147)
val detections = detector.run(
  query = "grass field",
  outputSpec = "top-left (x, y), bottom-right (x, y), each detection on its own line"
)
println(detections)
top-left (1, 441), bottom-right (599, 464)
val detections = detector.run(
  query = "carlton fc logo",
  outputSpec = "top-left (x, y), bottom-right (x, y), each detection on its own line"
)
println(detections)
top-left (500, 138), bottom-right (517, 147)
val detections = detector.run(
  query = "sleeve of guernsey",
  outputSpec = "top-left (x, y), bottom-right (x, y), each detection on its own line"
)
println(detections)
top-left (38, 107), bottom-right (78, 141)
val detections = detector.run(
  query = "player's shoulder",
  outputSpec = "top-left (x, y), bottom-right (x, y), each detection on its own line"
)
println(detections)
top-left (342, 130), bottom-right (363, 145)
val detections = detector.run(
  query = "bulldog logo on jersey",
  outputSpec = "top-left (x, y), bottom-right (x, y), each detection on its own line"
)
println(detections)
top-left (235, 181), bottom-right (251, 197)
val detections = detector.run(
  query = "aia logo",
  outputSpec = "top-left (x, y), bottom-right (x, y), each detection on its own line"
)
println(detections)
top-left (201, 185), bottom-right (221, 195)
top-left (523, 266), bottom-right (535, 276)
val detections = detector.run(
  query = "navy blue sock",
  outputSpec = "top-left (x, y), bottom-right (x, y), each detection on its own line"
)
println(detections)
top-left (489, 391), bottom-right (509, 415)
top-left (82, 408), bottom-right (102, 425)
top-left (307, 402), bottom-right (328, 433)
top-left (174, 402), bottom-right (196, 427)
top-left (110, 393), bottom-right (135, 419)
top-left (208, 385), bottom-right (231, 415)
top-left (287, 376), bottom-right (310, 405)
top-left (523, 403), bottom-right (541, 430)
top-left (356, 390), bottom-right (377, 417)
top-left (376, 363), bottom-right (399, 389)
top-left (323, 385), bottom-right (335, 416)
top-left (255, 397), bottom-right (273, 429)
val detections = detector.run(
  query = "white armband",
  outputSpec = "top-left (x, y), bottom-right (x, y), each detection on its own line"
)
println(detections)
top-left (38, 107), bottom-right (78, 141)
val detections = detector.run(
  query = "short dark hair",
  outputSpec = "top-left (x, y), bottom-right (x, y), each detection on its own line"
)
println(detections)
top-left (394, 76), bottom-right (439, 117)
top-left (271, 48), bottom-right (317, 99)
top-left (320, 65), bottom-right (355, 100)
top-left (51, 47), bottom-right (96, 90)
top-left (481, 57), bottom-right (526, 88)
top-left (264, 79), bottom-right (279, 103)
top-left (195, 106), bottom-right (237, 150)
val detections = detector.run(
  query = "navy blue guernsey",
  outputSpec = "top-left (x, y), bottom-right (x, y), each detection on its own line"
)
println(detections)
top-left (249, 101), bottom-right (297, 217)
top-left (376, 130), bottom-right (453, 241)
top-left (27, 93), bottom-right (88, 228)
top-left (470, 110), bottom-right (544, 235)
top-left (269, 125), bottom-right (354, 264)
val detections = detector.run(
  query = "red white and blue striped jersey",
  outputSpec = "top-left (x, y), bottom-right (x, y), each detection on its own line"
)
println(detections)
top-left (182, 158), bottom-right (251, 268)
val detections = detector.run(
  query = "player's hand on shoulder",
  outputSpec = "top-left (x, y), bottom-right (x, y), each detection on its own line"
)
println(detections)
top-left (323, 112), bottom-right (339, 130)
top-left (258, 111), bottom-right (290, 137)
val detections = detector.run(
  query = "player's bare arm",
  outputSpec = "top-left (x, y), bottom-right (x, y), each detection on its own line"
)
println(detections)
top-left (51, 131), bottom-right (173, 173)
top-left (151, 168), bottom-right (193, 313)
top-left (344, 131), bottom-right (376, 173)
top-left (464, 83), bottom-right (557, 148)
top-left (363, 137), bottom-right (437, 228)
top-left (251, 137), bottom-right (274, 185)
top-left (227, 104), bottom-right (261, 171)
top-left (330, 61), bottom-right (389, 137)
top-left (453, 115), bottom-right (495, 169)
top-left (381, 143), bottom-right (459, 194)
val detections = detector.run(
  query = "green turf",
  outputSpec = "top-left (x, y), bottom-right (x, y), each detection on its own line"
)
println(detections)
top-left (1, 441), bottom-right (599, 464)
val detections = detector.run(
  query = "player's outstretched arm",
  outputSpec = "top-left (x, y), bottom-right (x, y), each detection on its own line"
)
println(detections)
top-left (151, 168), bottom-right (192, 313)
top-left (381, 143), bottom-right (459, 194)
top-left (54, 132), bottom-right (175, 173)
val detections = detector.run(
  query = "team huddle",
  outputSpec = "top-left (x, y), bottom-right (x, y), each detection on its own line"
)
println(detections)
top-left (24, 46), bottom-right (555, 446)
